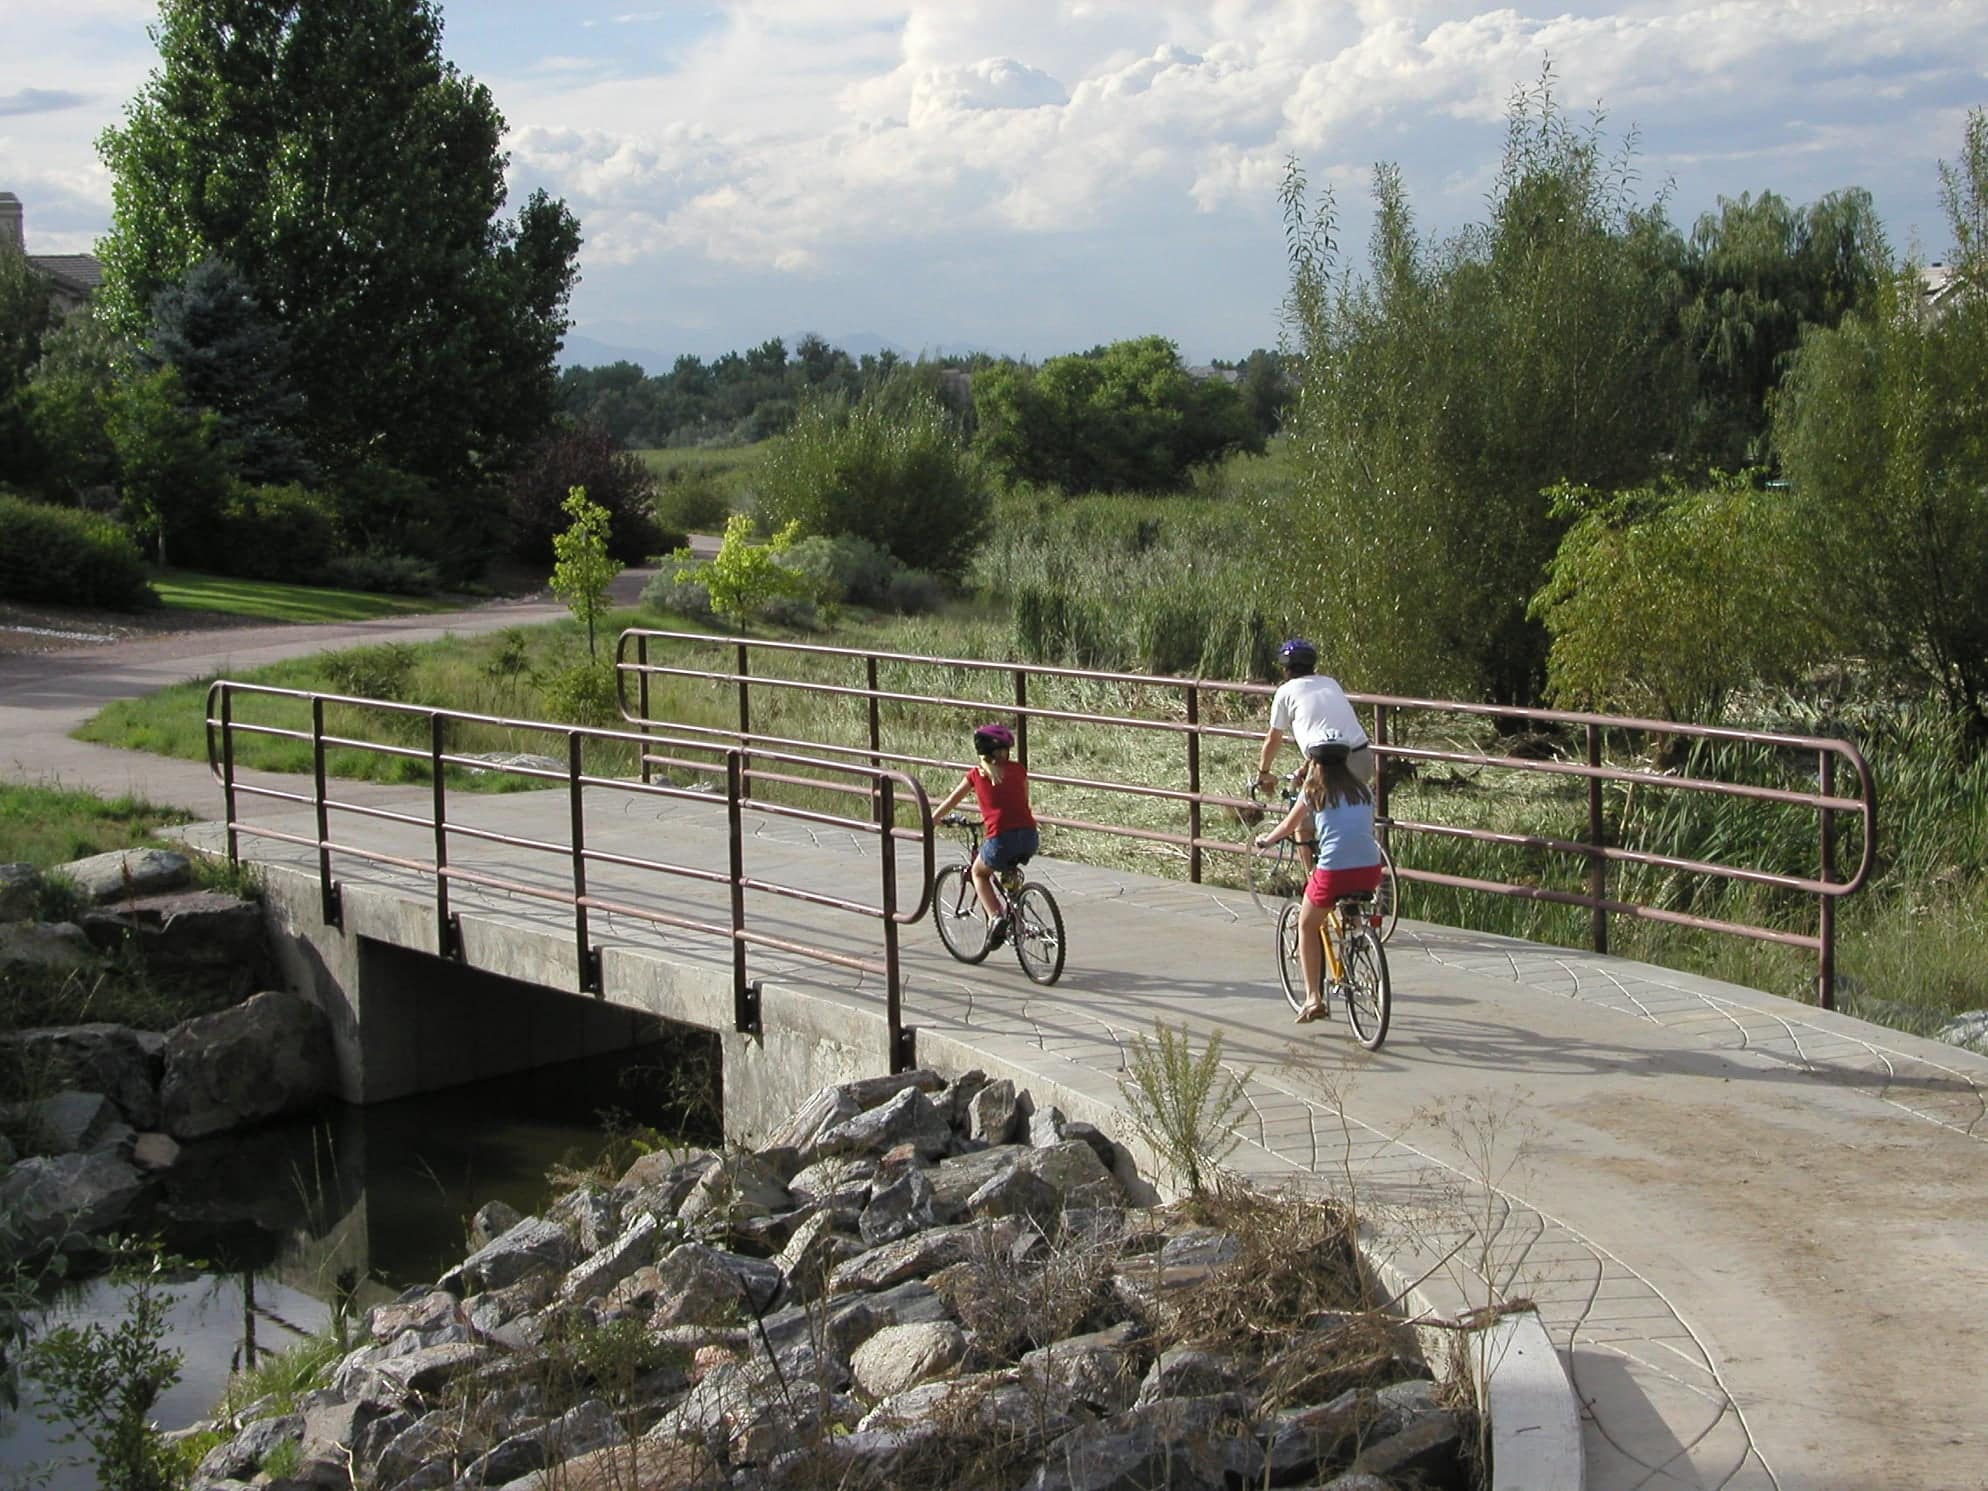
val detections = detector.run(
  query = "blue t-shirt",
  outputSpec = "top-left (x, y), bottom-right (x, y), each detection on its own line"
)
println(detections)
top-left (1312, 797), bottom-right (1381, 872)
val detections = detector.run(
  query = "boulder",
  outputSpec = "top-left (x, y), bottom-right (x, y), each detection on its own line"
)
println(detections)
top-left (1025, 1392), bottom-right (1260, 1491)
top-left (54, 846), bottom-right (193, 905)
top-left (1940, 1009), bottom-right (1988, 1054)
top-left (811, 1084), bottom-right (953, 1164)
top-left (2, 1089), bottom-right (130, 1156)
top-left (0, 862), bottom-right (36, 921)
top-left (0, 1150), bottom-right (152, 1253)
top-left (158, 990), bottom-right (335, 1139)
top-left (0, 1023), bottom-right (163, 1128)
top-left (1023, 1139), bottom-right (1124, 1209)
top-left (966, 1166), bottom-right (1062, 1230)
top-left (968, 1078), bottom-right (1023, 1145)
top-left (861, 1165), bottom-right (943, 1245)
top-left (1021, 1321), bottom-right (1147, 1414)
top-left (829, 1218), bottom-right (1020, 1295)
top-left (129, 1131), bottom-right (179, 1171)
top-left (439, 1216), bottom-right (579, 1296)
top-left (677, 1150), bottom-right (793, 1230)
top-left (469, 1198), bottom-right (526, 1249)
top-left (0, 921), bottom-right (97, 977)
top-left (849, 1319), bottom-right (968, 1400)
top-left (560, 1210), bottom-right (661, 1304)
top-left (649, 1241), bottom-right (782, 1323)
top-left (79, 890), bottom-right (272, 995)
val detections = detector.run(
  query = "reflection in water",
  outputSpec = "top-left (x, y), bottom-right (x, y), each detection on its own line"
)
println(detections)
top-left (1, 1043), bottom-right (703, 1491)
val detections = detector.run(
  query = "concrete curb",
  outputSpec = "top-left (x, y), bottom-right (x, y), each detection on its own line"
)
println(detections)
top-left (1475, 1308), bottom-right (1583, 1491)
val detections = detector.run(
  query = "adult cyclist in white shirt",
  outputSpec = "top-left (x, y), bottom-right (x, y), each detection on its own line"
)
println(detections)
top-left (1255, 638), bottom-right (1373, 817)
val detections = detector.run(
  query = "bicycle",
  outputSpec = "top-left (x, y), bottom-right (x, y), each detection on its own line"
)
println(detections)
top-left (931, 815), bottom-right (1067, 985)
top-left (1277, 890), bottom-right (1392, 1050)
top-left (1240, 777), bottom-right (1400, 942)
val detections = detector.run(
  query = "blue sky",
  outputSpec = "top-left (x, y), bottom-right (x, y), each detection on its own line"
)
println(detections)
top-left (3, 1), bottom-right (1985, 370)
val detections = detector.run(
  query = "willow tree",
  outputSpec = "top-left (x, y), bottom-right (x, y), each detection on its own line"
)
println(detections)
top-left (1279, 70), bottom-right (1690, 705)
top-left (97, 0), bottom-right (581, 493)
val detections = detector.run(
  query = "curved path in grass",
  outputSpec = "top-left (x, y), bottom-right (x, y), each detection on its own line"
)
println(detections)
top-left (4, 570), bottom-right (1986, 1491)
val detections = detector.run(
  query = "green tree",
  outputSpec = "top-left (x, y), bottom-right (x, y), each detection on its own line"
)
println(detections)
top-left (756, 379), bottom-right (988, 574)
top-left (1772, 109), bottom-right (1988, 745)
top-left (678, 514), bottom-right (808, 628)
top-left (103, 363), bottom-right (228, 566)
top-left (1281, 70), bottom-right (1690, 704)
top-left (549, 485), bottom-right (620, 660)
top-left (96, 0), bottom-right (581, 494)
top-left (973, 336), bottom-right (1262, 493)
top-left (21, 305), bottom-right (127, 501)
top-left (0, 238), bottom-right (56, 477)
top-left (1529, 473), bottom-right (1820, 720)
top-left (145, 257), bottom-right (314, 485)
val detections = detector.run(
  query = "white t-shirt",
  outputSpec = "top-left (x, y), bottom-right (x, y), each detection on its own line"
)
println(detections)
top-left (1269, 674), bottom-right (1368, 753)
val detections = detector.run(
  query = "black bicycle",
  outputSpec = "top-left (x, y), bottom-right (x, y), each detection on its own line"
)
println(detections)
top-left (931, 815), bottom-right (1066, 984)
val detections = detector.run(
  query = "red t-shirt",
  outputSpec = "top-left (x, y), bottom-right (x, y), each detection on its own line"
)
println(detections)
top-left (967, 763), bottom-right (1035, 837)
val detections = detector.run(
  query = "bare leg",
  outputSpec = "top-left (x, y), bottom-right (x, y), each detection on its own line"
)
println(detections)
top-left (970, 856), bottom-right (1003, 918)
top-left (1297, 897), bottom-right (1330, 1017)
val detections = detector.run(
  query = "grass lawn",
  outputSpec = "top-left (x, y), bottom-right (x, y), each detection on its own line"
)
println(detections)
top-left (0, 781), bottom-right (196, 869)
top-left (150, 568), bottom-right (454, 624)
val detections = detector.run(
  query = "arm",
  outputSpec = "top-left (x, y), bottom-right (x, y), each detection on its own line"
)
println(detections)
top-left (1254, 795), bottom-right (1310, 849)
top-left (1256, 726), bottom-right (1285, 784)
top-left (932, 776), bottom-right (972, 820)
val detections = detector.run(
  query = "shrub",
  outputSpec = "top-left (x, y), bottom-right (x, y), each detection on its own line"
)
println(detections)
top-left (539, 661), bottom-right (621, 727)
top-left (318, 550), bottom-right (441, 596)
top-left (651, 469), bottom-right (732, 534)
top-left (506, 420), bottom-right (659, 565)
top-left (759, 593), bottom-right (820, 630)
top-left (0, 493), bottom-right (155, 609)
top-left (754, 380), bottom-right (988, 575)
top-left (214, 482), bottom-right (339, 582)
top-left (320, 643), bottom-right (417, 702)
top-left (331, 462), bottom-right (496, 586)
top-left (640, 572), bottom-right (714, 621)
top-left (883, 566), bottom-right (943, 615)
top-left (677, 515), bottom-right (809, 627)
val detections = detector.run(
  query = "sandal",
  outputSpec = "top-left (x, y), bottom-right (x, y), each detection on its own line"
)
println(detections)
top-left (1295, 998), bottom-right (1325, 1024)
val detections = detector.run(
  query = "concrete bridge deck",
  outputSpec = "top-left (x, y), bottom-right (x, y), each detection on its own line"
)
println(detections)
top-left (5, 606), bottom-right (1986, 1491)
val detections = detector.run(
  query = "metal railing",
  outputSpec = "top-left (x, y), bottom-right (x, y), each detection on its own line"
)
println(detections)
top-left (615, 629), bottom-right (1877, 1008)
top-left (203, 680), bottom-right (936, 1071)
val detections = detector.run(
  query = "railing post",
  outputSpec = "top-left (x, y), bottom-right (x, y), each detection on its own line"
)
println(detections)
top-left (1013, 668), bottom-right (1028, 763)
top-left (219, 686), bottom-right (239, 866)
top-left (736, 640), bottom-right (753, 803)
top-left (1186, 685), bottom-right (1202, 884)
top-left (879, 776), bottom-right (912, 1071)
top-left (637, 634), bottom-right (653, 785)
top-left (311, 696), bottom-right (338, 927)
top-left (432, 713), bottom-right (458, 959)
top-left (569, 731), bottom-right (600, 994)
top-left (728, 751), bottom-right (758, 1034)
top-left (1372, 704), bottom-right (1390, 848)
top-left (1818, 749), bottom-right (1837, 1011)
top-left (866, 654), bottom-right (883, 772)
top-left (1588, 722), bottom-right (1608, 956)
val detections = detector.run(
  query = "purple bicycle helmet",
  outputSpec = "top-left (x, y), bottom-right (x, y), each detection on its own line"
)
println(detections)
top-left (972, 722), bottom-right (1016, 756)
top-left (1278, 637), bottom-right (1317, 674)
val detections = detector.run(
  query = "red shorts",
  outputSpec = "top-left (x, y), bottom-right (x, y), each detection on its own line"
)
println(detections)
top-left (1304, 862), bottom-right (1383, 908)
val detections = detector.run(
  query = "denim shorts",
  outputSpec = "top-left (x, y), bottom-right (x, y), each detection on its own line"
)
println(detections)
top-left (979, 826), bottom-right (1040, 871)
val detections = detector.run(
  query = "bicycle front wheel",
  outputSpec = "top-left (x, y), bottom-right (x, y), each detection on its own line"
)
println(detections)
top-left (1341, 927), bottom-right (1392, 1051)
top-left (1011, 884), bottom-right (1066, 985)
top-left (1248, 839), bottom-right (1305, 919)
top-left (932, 864), bottom-right (992, 963)
top-left (1375, 839), bottom-right (1401, 944)
top-left (1276, 899), bottom-right (1306, 1014)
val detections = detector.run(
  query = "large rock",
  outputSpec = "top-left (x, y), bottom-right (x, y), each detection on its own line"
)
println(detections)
top-left (0, 1090), bottom-right (131, 1156)
top-left (0, 862), bottom-right (36, 921)
top-left (0, 922), bottom-right (97, 977)
top-left (849, 1320), bottom-right (967, 1400)
top-left (158, 989), bottom-right (335, 1139)
top-left (79, 890), bottom-right (272, 996)
top-left (0, 1150), bottom-right (152, 1253)
top-left (811, 1084), bottom-right (954, 1164)
top-left (0, 1023), bottom-right (163, 1128)
top-left (54, 847), bottom-right (193, 905)
top-left (439, 1216), bottom-right (580, 1296)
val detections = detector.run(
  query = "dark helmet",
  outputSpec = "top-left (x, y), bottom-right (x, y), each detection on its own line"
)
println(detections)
top-left (972, 722), bottom-right (1015, 756)
top-left (1305, 728), bottom-right (1350, 766)
top-left (1278, 637), bottom-right (1317, 675)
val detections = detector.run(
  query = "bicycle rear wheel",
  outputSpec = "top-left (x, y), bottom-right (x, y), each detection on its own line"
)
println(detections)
top-left (1248, 838), bottom-right (1306, 919)
top-left (1011, 884), bottom-right (1066, 985)
top-left (1340, 926), bottom-right (1391, 1051)
top-left (932, 864), bottom-right (992, 963)
top-left (1276, 900), bottom-right (1306, 1014)
top-left (1375, 839), bottom-right (1401, 944)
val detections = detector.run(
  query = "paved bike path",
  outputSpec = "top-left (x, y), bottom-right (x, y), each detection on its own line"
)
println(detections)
top-left (6, 604), bottom-right (1986, 1490)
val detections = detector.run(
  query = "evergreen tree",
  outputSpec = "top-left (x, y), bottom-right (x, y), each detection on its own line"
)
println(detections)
top-left (97, 0), bottom-right (581, 492)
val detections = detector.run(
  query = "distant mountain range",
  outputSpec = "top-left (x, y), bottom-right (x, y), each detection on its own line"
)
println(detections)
top-left (558, 329), bottom-right (1000, 373)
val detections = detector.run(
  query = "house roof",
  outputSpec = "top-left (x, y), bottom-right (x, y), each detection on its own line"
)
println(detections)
top-left (28, 253), bottom-right (104, 297)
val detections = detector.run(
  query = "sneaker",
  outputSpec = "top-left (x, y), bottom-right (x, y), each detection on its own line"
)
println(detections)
top-left (984, 920), bottom-right (1009, 952)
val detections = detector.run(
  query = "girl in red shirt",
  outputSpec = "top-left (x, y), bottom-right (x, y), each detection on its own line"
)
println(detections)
top-left (933, 722), bottom-right (1039, 948)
